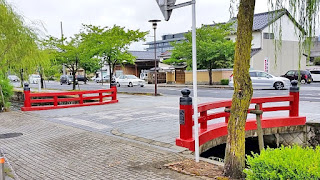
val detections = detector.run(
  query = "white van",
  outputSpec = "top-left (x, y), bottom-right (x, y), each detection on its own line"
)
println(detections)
top-left (310, 70), bottom-right (320, 81)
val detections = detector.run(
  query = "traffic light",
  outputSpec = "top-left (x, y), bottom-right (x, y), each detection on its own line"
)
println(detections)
top-left (155, 0), bottom-right (176, 21)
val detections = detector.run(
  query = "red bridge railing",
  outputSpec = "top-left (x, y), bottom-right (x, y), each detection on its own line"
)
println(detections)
top-left (21, 83), bottom-right (118, 111)
top-left (176, 81), bottom-right (306, 151)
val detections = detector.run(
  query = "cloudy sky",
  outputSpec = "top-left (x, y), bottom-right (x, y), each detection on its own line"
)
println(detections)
top-left (7, 0), bottom-right (271, 50)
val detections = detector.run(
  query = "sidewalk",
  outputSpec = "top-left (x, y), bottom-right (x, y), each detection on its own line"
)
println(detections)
top-left (0, 111), bottom-right (198, 180)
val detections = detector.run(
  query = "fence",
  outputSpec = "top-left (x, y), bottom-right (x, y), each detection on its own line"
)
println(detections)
top-left (176, 80), bottom-right (306, 151)
top-left (21, 84), bottom-right (118, 111)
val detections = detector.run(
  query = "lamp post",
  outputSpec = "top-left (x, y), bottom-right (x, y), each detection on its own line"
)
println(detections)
top-left (149, 19), bottom-right (161, 96)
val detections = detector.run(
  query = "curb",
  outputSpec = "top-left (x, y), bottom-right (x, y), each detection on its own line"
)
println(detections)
top-left (117, 92), bottom-right (163, 96)
top-left (110, 129), bottom-right (191, 154)
top-left (158, 84), bottom-right (233, 89)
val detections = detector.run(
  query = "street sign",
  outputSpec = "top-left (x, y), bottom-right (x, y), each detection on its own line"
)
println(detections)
top-left (264, 57), bottom-right (269, 73)
top-left (155, 0), bottom-right (176, 21)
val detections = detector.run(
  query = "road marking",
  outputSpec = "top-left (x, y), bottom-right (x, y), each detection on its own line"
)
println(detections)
top-left (56, 117), bottom-right (110, 130)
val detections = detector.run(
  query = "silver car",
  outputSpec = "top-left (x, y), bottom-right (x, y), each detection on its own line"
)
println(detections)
top-left (229, 70), bottom-right (290, 90)
top-left (116, 75), bottom-right (145, 87)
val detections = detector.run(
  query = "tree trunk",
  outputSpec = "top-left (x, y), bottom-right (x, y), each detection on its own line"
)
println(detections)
top-left (72, 67), bottom-right (76, 90)
top-left (39, 70), bottom-right (44, 89)
top-left (84, 69), bottom-right (87, 84)
top-left (20, 69), bottom-right (24, 87)
top-left (223, 0), bottom-right (255, 179)
top-left (108, 62), bottom-right (112, 87)
top-left (208, 63), bottom-right (213, 85)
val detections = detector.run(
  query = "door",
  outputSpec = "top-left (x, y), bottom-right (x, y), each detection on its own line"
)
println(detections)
top-left (285, 70), bottom-right (295, 81)
top-left (175, 69), bottom-right (185, 84)
top-left (255, 71), bottom-right (275, 88)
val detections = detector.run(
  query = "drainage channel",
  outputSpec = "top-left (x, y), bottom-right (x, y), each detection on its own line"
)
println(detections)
top-left (200, 137), bottom-right (278, 162)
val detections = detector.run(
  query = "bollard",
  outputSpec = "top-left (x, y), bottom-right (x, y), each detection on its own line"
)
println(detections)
top-left (110, 78), bottom-right (117, 101)
top-left (179, 89), bottom-right (193, 140)
top-left (289, 80), bottom-right (299, 117)
top-left (0, 155), bottom-right (4, 180)
top-left (23, 83), bottom-right (31, 108)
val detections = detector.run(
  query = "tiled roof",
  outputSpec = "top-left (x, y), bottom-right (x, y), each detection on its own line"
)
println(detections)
top-left (230, 9), bottom-right (287, 31)
top-left (251, 48), bottom-right (262, 57)
top-left (128, 51), bottom-right (161, 61)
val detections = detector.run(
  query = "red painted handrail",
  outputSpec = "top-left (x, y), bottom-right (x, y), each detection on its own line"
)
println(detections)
top-left (176, 85), bottom-right (306, 151)
top-left (22, 86), bottom-right (118, 111)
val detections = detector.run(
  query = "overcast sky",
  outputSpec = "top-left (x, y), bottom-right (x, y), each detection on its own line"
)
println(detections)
top-left (7, 0), bottom-right (271, 50)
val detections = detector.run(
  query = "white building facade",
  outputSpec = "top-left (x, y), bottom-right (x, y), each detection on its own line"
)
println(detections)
top-left (229, 9), bottom-right (306, 76)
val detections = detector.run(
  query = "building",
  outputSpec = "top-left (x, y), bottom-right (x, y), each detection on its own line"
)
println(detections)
top-left (145, 32), bottom-right (186, 53)
top-left (227, 9), bottom-right (306, 76)
top-left (146, 9), bottom-right (307, 77)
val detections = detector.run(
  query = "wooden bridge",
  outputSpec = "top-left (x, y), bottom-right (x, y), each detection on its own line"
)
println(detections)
top-left (176, 81), bottom-right (306, 153)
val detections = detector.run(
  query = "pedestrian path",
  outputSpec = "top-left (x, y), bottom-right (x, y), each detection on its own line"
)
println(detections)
top-left (0, 111), bottom-right (198, 179)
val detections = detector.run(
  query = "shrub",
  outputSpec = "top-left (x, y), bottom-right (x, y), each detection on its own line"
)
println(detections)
top-left (0, 77), bottom-right (13, 110)
top-left (220, 79), bottom-right (229, 85)
top-left (244, 145), bottom-right (320, 180)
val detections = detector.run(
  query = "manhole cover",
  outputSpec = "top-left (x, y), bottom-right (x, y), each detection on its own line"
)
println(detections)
top-left (0, 133), bottom-right (23, 139)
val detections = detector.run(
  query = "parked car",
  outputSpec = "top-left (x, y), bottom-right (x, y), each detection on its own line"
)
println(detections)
top-left (281, 70), bottom-right (313, 84)
top-left (310, 70), bottom-right (320, 82)
top-left (95, 75), bottom-right (110, 83)
top-left (29, 74), bottom-right (41, 84)
top-left (60, 75), bottom-right (78, 85)
top-left (229, 70), bottom-right (291, 90)
top-left (116, 75), bottom-right (145, 87)
top-left (76, 75), bottom-right (88, 82)
top-left (7, 75), bottom-right (20, 82)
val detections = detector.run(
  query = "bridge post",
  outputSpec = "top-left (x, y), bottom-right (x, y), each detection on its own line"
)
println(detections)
top-left (179, 89), bottom-right (193, 140)
top-left (23, 83), bottom-right (31, 108)
top-left (290, 80), bottom-right (299, 117)
top-left (110, 78), bottom-right (117, 101)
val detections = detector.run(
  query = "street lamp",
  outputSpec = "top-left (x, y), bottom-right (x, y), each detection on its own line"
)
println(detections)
top-left (149, 19), bottom-right (161, 96)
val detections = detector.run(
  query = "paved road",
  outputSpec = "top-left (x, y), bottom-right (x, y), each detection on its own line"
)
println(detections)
top-left (22, 81), bottom-right (320, 102)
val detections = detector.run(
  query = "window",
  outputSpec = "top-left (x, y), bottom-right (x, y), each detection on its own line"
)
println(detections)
top-left (249, 72), bottom-right (257, 77)
top-left (263, 33), bottom-right (274, 39)
top-left (256, 72), bottom-right (270, 78)
top-left (286, 71), bottom-right (295, 76)
top-left (310, 70), bottom-right (320, 74)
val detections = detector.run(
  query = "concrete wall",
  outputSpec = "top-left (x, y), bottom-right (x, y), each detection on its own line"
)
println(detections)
top-left (262, 15), bottom-right (301, 42)
top-left (251, 39), bottom-right (306, 76)
top-left (185, 69), bottom-right (233, 85)
top-left (229, 31), bottom-right (262, 49)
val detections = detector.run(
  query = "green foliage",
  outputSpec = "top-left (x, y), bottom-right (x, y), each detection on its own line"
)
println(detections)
top-left (164, 23), bottom-right (235, 70)
top-left (0, 77), bottom-right (13, 110)
top-left (313, 57), bottom-right (320, 65)
top-left (244, 145), bottom-right (320, 180)
top-left (220, 79), bottom-right (229, 85)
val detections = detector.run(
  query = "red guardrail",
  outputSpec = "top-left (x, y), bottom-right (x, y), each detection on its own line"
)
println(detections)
top-left (21, 84), bottom-right (118, 111)
top-left (176, 81), bottom-right (306, 151)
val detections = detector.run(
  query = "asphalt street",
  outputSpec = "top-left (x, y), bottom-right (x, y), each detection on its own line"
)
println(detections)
top-left (23, 80), bottom-right (320, 102)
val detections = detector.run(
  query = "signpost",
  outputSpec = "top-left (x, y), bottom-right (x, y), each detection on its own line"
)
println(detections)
top-left (155, 0), bottom-right (200, 162)
top-left (264, 57), bottom-right (269, 73)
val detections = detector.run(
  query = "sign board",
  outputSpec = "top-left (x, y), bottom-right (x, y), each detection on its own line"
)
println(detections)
top-left (179, 110), bottom-right (185, 125)
top-left (264, 58), bottom-right (269, 73)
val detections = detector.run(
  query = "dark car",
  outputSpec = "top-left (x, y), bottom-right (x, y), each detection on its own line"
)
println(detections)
top-left (76, 75), bottom-right (88, 82)
top-left (281, 70), bottom-right (313, 84)
top-left (60, 75), bottom-right (78, 85)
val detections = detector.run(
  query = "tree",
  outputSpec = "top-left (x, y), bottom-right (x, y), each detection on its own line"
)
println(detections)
top-left (79, 57), bottom-right (100, 84)
top-left (80, 25), bottom-right (148, 85)
top-left (44, 35), bottom-right (84, 90)
top-left (0, 0), bottom-right (44, 87)
top-left (164, 24), bottom-right (235, 85)
top-left (224, 0), bottom-right (319, 178)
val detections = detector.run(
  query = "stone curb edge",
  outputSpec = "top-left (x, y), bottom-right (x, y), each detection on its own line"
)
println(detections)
top-left (110, 129), bottom-right (190, 154)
